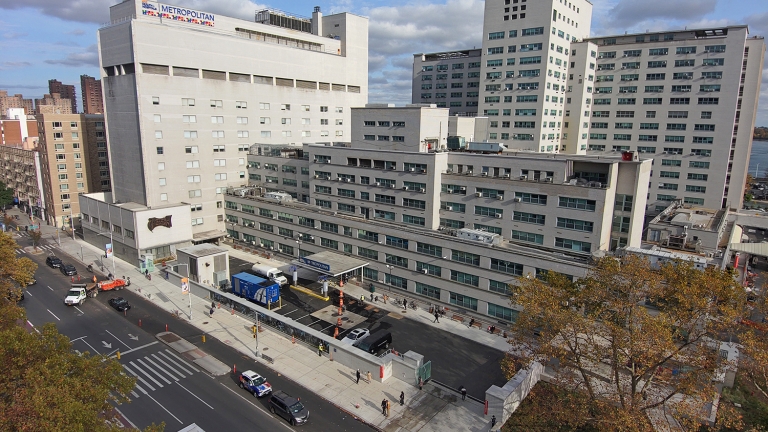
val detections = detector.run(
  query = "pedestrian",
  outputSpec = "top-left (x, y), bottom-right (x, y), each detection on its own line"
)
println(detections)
top-left (367, 370), bottom-right (372, 383)
top-left (460, 386), bottom-right (467, 401)
top-left (209, 307), bottom-right (215, 315)
top-left (399, 391), bottom-right (404, 406)
top-left (419, 377), bottom-right (423, 390)
top-left (433, 312), bottom-right (440, 323)
top-left (381, 399), bottom-right (387, 415)
top-left (356, 369), bottom-right (361, 384)
top-left (360, 294), bottom-right (365, 304)
top-left (403, 298), bottom-right (407, 309)
top-left (491, 415), bottom-right (496, 429)
top-left (318, 343), bottom-right (324, 357)
top-left (469, 318), bottom-right (475, 328)
top-left (92, 275), bottom-right (97, 284)
top-left (386, 399), bottom-right (391, 417)
top-left (211, 301), bottom-right (216, 310)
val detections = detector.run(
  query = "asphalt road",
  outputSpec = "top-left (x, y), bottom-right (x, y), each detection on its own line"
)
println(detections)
top-left (15, 234), bottom-right (374, 432)
top-left (229, 255), bottom-right (508, 398)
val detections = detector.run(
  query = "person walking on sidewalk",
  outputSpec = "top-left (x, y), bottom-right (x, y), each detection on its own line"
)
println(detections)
top-left (402, 298), bottom-right (407, 310)
top-left (491, 415), bottom-right (496, 429)
top-left (356, 369), bottom-right (361, 384)
top-left (386, 399), bottom-right (391, 417)
top-left (318, 343), bottom-right (324, 357)
top-left (399, 391), bottom-right (404, 406)
top-left (209, 306), bottom-right (215, 316)
top-left (381, 399), bottom-right (387, 415)
top-left (419, 377), bottom-right (424, 390)
top-left (433, 312), bottom-right (440, 323)
top-left (460, 386), bottom-right (467, 401)
top-left (366, 371), bottom-right (372, 383)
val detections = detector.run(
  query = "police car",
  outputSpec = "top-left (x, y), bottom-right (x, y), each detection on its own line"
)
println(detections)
top-left (239, 370), bottom-right (272, 397)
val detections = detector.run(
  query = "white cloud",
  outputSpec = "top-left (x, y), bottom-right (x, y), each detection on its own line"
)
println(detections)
top-left (44, 44), bottom-right (99, 67)
top-left (0, 61), bottom-right (31, 70)
top-left (66, 29), bottom-right (86, 36)
top-left (608, 0), bottom-right (717, 28)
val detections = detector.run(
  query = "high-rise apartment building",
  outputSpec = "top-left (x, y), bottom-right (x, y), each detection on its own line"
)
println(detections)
top-left (97, 0), bottom-right (368, 242)
top-left (48, 79), bottom-right (78, 114)
top-left (0, 108), bottom-right (38, 146)
top-left (80, 75), bottom-right (104, 114)
top-left (412, 49), bottom-right (482, 117)
top-left (0, 145), bottom-right (45, 218)
top-left (82, 114), bottom-right (111, 192)
top-left (35, 94), bottom-right (73, 115)
top-left (0, 91), bottom-right (34, 116)
top-left (477, 0), bottom-right (592, 152)
top-left (36, 113), bottom-right (105, 227)
top-left (567, 27), bottom-right (765, 212)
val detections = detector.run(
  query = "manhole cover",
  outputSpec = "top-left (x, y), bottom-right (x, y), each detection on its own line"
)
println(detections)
top-left (341, 316), bottom-right (350, 321)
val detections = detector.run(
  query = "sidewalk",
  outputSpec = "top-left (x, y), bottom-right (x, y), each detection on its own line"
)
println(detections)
top-left (10, 209), bottom-right (497, 432)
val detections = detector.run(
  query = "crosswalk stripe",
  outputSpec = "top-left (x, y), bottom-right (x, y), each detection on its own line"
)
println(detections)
top-left (137, 357), bottom-right (175, 384)
top-left (16, 249), bottom-right (25, 254)
top-left (162, 349), bottom-right (200, 373)
top-left (122, 364), bottom-right (156, 392)
top-left (133, 383), bottom-right (147, 395)
top-left (129, 360), bottom-right (165, 388)
top-left (130, 390), bottom-right (140, 398)
top-left (157, 351), bottom-right (195, 376)
top-left (150, 353), bottom-right (187, 379)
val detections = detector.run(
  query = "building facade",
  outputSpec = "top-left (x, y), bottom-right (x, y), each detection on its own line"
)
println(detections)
top-left (351, 104), bottom-right (449, 152)
top-left (36, 113), bottom-right (106, 227)
top-left (224, 138), bottom-right (650, 322)
top-left (0, 91), bottom-right (34, 115)
top-left (0, 145), bottom-right (45, 218)
top-left (412, 49), bottom-right (482, 117)
top-left (98, 0), bottom-right (368, 243)
top-left (569, 27), bottom-right (765, 212)
top-left (48, 79), bottom-right (78, 114)
top-left (35, 94), bottom-right (73, 115)
top-left (82, 114), bottom-right (111, 193)
top-left (81, 75), bottom-right (105, 114)
top-left (1, 108), bottom-right (38, 146)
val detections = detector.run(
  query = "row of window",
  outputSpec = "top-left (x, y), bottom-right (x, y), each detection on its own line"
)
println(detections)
top-left (587, 122), bottom-right (715, 130)
top-left (596, 59), bottom-right (724, 69)
top-left (593, 84), bottom-right (722, 94)
top-left (597, 45), bottom-right (725, 55)
top-left (595, 71), bottom-right (721, 81)
top-left (584, 110), bottom-right (713, 119)
top-left (587, 134), bottom-right (714, 144)
top-left (590, 97), bottom-right (719, 105)
top-left (154, 97), bottom-right (345, 113)
top-left (154, 130), bottom-right (344, 139)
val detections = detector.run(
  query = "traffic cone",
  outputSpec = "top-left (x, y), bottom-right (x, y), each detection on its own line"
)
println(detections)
top-left (292, 335), bottom-right (296, 344)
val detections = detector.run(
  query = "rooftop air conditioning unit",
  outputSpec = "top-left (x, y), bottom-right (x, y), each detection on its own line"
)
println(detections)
top-left (475, 192), bottom-right (483, 197)
top-left (495, 213), bottom-right (503, 219)
top-left (496, 195), bottom-right (504, 200)
top-left (513, 197), bottom-right (522, 202)
top-left (503, 174), bottom-right (511, 179)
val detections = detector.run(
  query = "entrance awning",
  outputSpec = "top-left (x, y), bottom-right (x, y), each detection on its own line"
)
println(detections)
top-left (192, 230), bottom-right (226, 242)
top-left (293, 250), bottom-right (369, 277)
top-left (729, 242), bottom-right (768, 258)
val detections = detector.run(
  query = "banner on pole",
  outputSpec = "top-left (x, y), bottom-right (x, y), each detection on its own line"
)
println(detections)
top-left (105, 243), bottom-right (113, 258)
top-left (181, 277), bottom-right (189, 294)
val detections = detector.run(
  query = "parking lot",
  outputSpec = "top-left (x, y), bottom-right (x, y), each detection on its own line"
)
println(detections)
top-left (227, 255), bottom-right (508, 398)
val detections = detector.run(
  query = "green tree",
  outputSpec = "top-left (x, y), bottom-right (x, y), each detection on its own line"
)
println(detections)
top-left (505, 255), bottom-right (746, 431)
top-left (28, 229), bottom-right (42, 248)
top-left (0, 232), bottom-right (163, 431)
top-left (0, 182), bottom-right (13, 208)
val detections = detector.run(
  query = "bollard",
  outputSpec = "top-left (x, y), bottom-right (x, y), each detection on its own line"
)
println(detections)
top-left (202, 335), bottom-right (206, 343)
top-left (233, 364), bottom-right (237, 374)
top-left (231, 308), bottom-right (234, 315)
top-left (117, 351), bottom-right (121, 360)
top-left (124, 309), bottom-right (127, 317)
top-left (165, 324), bottom-right (168, 332)
top-left (217, 302), bottom-right (221, 309)
top-left (138, 319), bottom-right (142, 327)
top-left (78, 275), bottom-right (81, 282)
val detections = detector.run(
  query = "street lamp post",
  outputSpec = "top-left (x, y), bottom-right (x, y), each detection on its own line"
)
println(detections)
top-left (386, 264), bottom-right (393, 293)
top-left (756, 163), bottom-right (761, 179)
top-left (69, 207), bottom-right (75, 240)
top-left (95, 230), bottom-right (116, 277)
top-left (175, 263), bottom-right (192, 319)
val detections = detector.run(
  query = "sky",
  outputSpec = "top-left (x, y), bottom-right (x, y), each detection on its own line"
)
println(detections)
top-left (0, 0), bottom-right (766, 125)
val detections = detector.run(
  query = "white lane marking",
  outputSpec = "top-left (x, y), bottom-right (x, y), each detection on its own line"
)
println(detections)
top-left (162, 350), bottom-right (200, 373)
top-left (321, 323), bottom-right (336, 331)
top-left (46, 309), bottom-right (61, 321)
top-left (70, 336), bottom-right (87, 342)
top-left (115, 341), bottom-right (158, 357)
top-left (150, 354), bottom-right (186, 379)
top-left (219, 384), bottom-right (293, 431)
top-left (133, 382), bottom-right (147, 395)
top-left (113, 407), bottom-right (139, 430)
top-left (122, 364), bottom-right (155, 392)
top-left (295, 313), bottom-right (310, 320)
top-left (27, 320), bottom-right (41, 334)
top-left (138, 357), bottom-right (175, 384)
top-left (176, 382), bottom-right (214, 409)
top-left (129, 360), bottom-right (164, 388)
top-left (25, 290), bottom-right (32, 297)
top-left (80, 338), bottom-right (101, 355)
top-left (157, 351), bottom-right (195, 376)
top-left (130, 390), bottom-right (139, 398)
top-left (73, 306), bottom-right (84, 315)
top-left (47, 285), bottom-right (53, 291)
top-left (145, 392), bottom-right (183, 424)
top-left (105, 329), bottom-right (131, 350)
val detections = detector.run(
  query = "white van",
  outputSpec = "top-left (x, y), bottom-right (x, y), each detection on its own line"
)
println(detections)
top-left (252, 264), bottom-right (288, 286)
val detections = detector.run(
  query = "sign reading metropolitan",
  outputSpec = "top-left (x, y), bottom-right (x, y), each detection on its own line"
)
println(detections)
top-left (141, 2), bottom-right (215, 27)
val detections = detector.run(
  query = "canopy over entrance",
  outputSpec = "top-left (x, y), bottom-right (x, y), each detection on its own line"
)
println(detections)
top-left (293, 250), bottom-right (369, 277)
top-left (729, 242), bottom-right (768, 258)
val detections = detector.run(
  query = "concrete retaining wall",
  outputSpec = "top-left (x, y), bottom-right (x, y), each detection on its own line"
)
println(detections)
top-left (485, 362), bottom-right (543, 427)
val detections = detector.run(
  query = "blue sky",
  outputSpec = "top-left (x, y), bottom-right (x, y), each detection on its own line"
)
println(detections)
top-left (1, 0), bottom-right (766, 125)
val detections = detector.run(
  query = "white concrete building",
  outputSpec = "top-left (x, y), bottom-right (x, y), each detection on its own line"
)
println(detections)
top-left (97, 0), bottom-right (368, 243)
top-left (477, 0), bottom-right (593, 152)
top-left (351, 104), bottom-right (450, 152)
top-left (412, 49), bottom-right (482, 116)
top-left (570, 26), bottom-right (765, 212)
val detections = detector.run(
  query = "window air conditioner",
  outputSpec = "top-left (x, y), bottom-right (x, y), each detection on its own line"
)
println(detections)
top-left (460, 186), bottom-right (466, 191)
top-left (344, 178), bottom-right (350, 182)
top-left (503, 174), bottom-right (511, 179)
top-left (519, 175), bottom-right (527, 180)
top-left (389, 183), bottom-right (396, 188)
top-left (496, 195), bottom-right (504, 200)
top-left (375, 182), bottom-right (381, 186)
top-left (409, 168), bottom-right (415, 172)
top-left (314, 175), bottom-right (319, 179)
top-left (420, 188), bottom-right (426, 193)
top-left (544, 177), bottom-right (553, 183)
top-left (422, 269), bottom-right (428, 274)
top-left (475, 192), bottom-right (483, 197)
top-left (495, 213), bottom-right (503, 219)
top-left (402, 186), bottom-right (408, 190)
top-left (482, 172), bottom-right (489, 177)
top-left (513, 197), bottom-right (522, 202)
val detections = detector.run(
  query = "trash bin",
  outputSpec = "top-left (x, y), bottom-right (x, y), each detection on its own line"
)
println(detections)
top-left (369, 283), bottom-right (375, 293)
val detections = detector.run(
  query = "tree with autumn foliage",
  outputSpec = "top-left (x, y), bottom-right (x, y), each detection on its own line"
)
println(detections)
top-left (503, 254), bottom-right (747, 431)
top-left (0, 231), bottom-right (164, 431)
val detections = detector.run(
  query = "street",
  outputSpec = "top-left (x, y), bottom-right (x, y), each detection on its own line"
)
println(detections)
top-left (15, 231), bottom-right (374, 432)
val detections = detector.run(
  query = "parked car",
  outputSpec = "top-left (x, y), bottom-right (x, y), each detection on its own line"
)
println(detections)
top-left (340, 328), bottom-right (370, 345)
top-left (46, 256), bottom-right (62, 268)
top-left (108, 297), bottom-right (131, 312)
top-left (353, 330), bottom-right (392, 354)
top-left (238, 370), bottom-right (272, 397)
top-left (59, 264), bottom-right (77, 276)
top-left (269, 390), bottom-right (309, 426)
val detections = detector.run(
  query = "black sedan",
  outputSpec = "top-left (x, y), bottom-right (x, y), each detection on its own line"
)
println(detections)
top-left (46, 256), bottom-right (62, 268)
top-left (108, 297), bottom-right (131, 312)
top-left (59, 264), bottom-right (77, 276)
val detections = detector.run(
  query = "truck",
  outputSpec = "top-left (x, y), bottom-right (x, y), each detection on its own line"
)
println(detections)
top-left (97, 278), bottom-right (131, 292)
top-left (232, 272), bottom-right (280, 306)
top-left (64, 283), bottom-right (98, 306)
top-left (467, 141), bottom-right (506, 153)
top-left (251, 264), bottom-right (288, 286)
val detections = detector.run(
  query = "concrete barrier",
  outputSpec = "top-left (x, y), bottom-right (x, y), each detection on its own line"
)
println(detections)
top-left (485, 361), bottom-right (543, 426)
